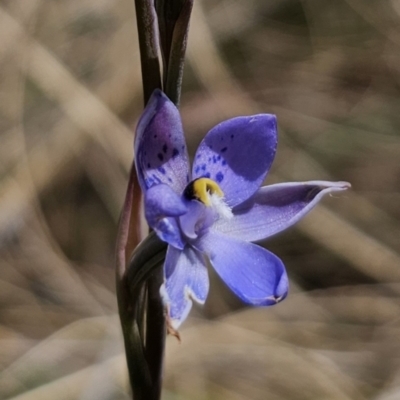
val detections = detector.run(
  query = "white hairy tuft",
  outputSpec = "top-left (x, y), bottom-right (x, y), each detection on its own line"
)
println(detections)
top-left (209, 192), bottom-right (233, 220)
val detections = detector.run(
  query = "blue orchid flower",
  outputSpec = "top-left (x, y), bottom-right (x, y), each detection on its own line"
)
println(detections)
top-left (134, 89), bottom-right (350, 330)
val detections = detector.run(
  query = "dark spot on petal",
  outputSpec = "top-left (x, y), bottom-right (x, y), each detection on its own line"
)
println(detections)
top-left (157, 153), bottom-right (164, 161)
top-left (158, 166), bottom-right (166, 174)
top-left (222, 160), bottom-right (227, 166)
top-left (221, 147), bottom-right (227, 153)
top-left (195, 166), bottom-right (200, 174)
top-left (216, 172), bottom-right (224, 183)
top-left (172, 148), bottom-right (179, 158)
top-left (230, 134), bottom-right (234, 139)
top-left (208, 157), bottom-right (212, 162)
top-left (204, 172), bottom-right (211, 178)
top-left (162, 144), bottom-right (168, 153)
top-left (217, 155), bottom-right (221, 161)
top-left (145, 178), bottom-right (154, 187)
top-left (152, 174), bottom-right (161, 184)
top-left (147, 163), bottom-right (151, 168)
top-left (201, 164), bottom-right (206, 171)
top-left (168, 177), bottom-right (173, 183)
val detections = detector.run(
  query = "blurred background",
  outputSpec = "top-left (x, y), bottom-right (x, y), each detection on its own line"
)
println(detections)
top-left (1, 0), bottom-right (400, 399)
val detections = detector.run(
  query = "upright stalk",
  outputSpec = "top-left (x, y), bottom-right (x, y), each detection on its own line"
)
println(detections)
top-left (116, 1), bottom-right (194, 398)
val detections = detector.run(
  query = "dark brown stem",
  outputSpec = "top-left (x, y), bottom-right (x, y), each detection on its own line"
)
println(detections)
top-left (165, 0), bottom-right (193, 106)
top-left (134, 0), bottom-right (162, 104)
top-left (145, 268), bottom-right (166, 399)
top-left (118, 232), bottom-right (167, 399)
top-left (119, 1), bottom-right (194, 398)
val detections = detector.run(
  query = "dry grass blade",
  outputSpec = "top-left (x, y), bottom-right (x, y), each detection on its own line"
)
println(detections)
top-left (165, 318), bottom-right (367, 400)
top-left (297, 206), bottom-right (400, 284)
top-left (3, 354), bottom-right (127, 400)
top-left (0, 6), bottom-right (134, 164)
top-left (0, 6), bottom-right (139, 236)
top-left (0, 316), bottom-right (122, 398)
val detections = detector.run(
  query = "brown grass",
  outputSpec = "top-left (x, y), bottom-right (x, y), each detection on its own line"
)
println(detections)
top-left (1, 0), bottom-right (400, 399)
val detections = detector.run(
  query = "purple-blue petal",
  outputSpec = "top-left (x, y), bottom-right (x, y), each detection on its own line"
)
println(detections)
top-left (179, 200), bottom-right (216, 240)
top-left (214, 181), bottom-right (350, 242)
top-left (192, 114), bottom-right (277, 207)
top-left (144, 184), bottom-right (187, 249)
top-left (135, 89), bottom-right (190, 194)
top-left (195, 232), bottom-right (288, 306)
top-left (160, 246), bottom-right (209, 329)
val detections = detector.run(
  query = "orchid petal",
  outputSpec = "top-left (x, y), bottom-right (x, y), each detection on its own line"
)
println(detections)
top-left (160, 245), bottom-right (209, 329)
top-left (135, 90), bottom-right (190, 193)
top-left (192, 114), bottom-right (277, 207)
top-left (179, 200), bottom-right (216, 240)
top-left (214, 181), bottom-right (350, 242)
top-left (195, 231), bottom-right (288, 306)
top-left (145, 184), bottom-right (187, 249)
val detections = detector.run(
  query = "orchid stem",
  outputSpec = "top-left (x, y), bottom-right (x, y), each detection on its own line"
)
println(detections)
top-left (134, 0), bottom-right (162, 104)
top-left (118, 232), bottom-right (167, 399)
top-left (164, 0), bottom-right (193, 106)
top-left (132, 1), bottom-right (165, 398)
top-left (145, 269), bottom-right (166, 399)
top-left (120, 0), bottom-right (193, 398)
top-left (127, 234), bottom-right (167, 398)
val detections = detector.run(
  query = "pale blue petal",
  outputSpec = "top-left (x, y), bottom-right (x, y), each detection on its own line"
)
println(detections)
top-left (179, 200), bottom-right (216, 240)
top-left (160, 246), bottom-right (209, 329)
top-left (145, 184), bottom-right (187, 249)
top-left (135, 89), bottom-right (190, 193)
top-left (195, 232), bottom-right (288, 306)
top-left (214, 181), bottom-right (351, 242)
top-left (192, 114), bottom-right (277, 207)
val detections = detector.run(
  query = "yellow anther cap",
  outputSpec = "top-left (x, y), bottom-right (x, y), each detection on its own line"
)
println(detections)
top-left (184, 178), bottom-right (224, 205)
